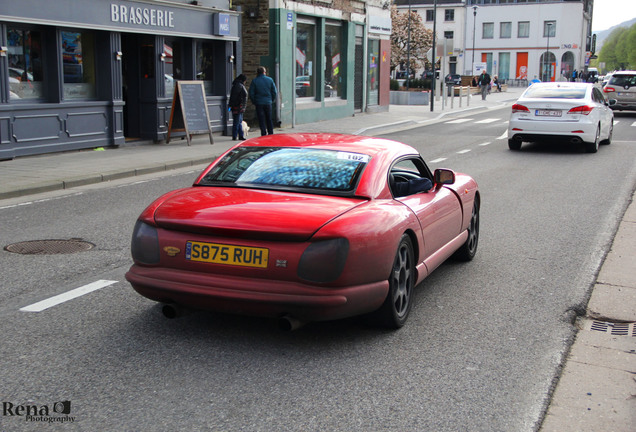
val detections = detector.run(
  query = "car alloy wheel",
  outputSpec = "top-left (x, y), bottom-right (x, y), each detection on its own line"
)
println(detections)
top-left (585, 126), bottom-right (600, 153)
top-left (453, 199), bottom-right (480, 261)
top-left (373, 234), bottom-right (415, 328)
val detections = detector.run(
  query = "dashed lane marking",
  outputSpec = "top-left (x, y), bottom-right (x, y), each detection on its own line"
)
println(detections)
top-left (444, 118), bottom-right (473, 124)
top-left (429, 158), bottom-right (447, 164)
top-left (475, 118), bottom-right (500, 124)
top-left (20, 280), bottom-right (118, 312)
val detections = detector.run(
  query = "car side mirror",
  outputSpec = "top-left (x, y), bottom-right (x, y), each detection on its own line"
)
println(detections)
top-left (434, 169), bottom-right (455, 185)
top-left (608, 99), bottom-right (617, 106)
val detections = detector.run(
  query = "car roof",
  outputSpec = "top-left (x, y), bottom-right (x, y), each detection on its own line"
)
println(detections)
top-left (232, 133), bottom-right (418, 159)
top-left (611, 70), bottom-right (636, 75)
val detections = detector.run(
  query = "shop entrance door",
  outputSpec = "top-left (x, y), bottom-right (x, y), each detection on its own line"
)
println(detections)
top-left (121, 34), bottom-right (156, 140)
top-left (121, 34), bottom-right (141, 139)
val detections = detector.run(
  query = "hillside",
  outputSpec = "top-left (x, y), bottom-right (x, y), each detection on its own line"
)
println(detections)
top-left (594, 17), bottom-right (636, 51)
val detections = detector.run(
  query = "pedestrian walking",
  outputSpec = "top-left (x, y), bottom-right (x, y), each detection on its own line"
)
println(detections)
top-left (228, 74), bottom-right (248, 141)
top-left (478, 70), bottom-right (491, 100)
top-left (248, 66), bottom-right (277, 136)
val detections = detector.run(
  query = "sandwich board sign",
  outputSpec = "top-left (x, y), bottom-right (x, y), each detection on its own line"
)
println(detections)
top-left (167, 81), bottom-right (214, 145)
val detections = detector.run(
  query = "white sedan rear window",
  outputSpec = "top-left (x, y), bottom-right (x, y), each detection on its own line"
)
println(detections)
top-left (524, 87), bottom-right (586, 99)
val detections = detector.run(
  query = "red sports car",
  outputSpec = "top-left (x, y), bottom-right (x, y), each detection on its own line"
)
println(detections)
top-left (126, 133), bottom-right (479, 329)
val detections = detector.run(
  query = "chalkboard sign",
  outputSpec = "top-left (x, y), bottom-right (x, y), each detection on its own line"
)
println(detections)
top-left (167, 81), bottom-right (214, 145)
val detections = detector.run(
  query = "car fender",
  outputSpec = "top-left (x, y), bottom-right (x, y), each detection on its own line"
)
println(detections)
top-left (311, 199), bottom-right (423, 287)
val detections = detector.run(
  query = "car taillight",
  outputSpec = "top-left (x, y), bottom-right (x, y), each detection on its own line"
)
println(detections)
top-left (603, 87), bottom-right (615, 93)
top-left (511, 103), bottom-right (530, 113)
top-left (567, 105), bottom-right (593, 115)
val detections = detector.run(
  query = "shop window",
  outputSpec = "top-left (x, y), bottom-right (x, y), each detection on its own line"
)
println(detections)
top-left (324, 22), bottom-right (342, 99)
top-left (62, 31), bottom-right (96, 100)
top-left (164, 38), bottom-right (183, 98)
top-left (296, 20), bottom-right (316, 99)
top-left (498, 52), bottom-right (510, 80)
top-left (196, 41), bottom-right (214, 95)
top-left (7, 28), bottom-right (43, 100)
top-left (61, 31), bottom-right (96, 99)
top-left (368, 39), bottom-right (379, 106)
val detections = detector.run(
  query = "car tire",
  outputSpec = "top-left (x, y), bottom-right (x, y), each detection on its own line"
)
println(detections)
top-left (601, 121), bottom-right (613, 145)
top-left (585, 126), bottom-right (600, 153)
top-left (373, 234), bottom-right (415, 329)
top-left (508, 139), bottom-right (522, 150)
top-left (453, 199), bottom-right (480, 261)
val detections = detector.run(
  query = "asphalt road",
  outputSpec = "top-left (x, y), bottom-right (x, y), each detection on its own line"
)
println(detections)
top-left (1, 110), bottom-right (635, 431)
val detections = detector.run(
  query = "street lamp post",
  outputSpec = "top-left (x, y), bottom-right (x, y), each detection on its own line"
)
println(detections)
top-left (471, 6), bottom-right (477, 75)
top-left (545, 22), bottom-right (553, 82)
top-left (406, 0), bottom-right (411, 89)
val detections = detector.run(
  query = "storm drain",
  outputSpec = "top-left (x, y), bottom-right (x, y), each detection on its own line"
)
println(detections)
top-left (585, 320), bottom-right (636, 337)
top-left (4, 239), bottom-right (95, 255)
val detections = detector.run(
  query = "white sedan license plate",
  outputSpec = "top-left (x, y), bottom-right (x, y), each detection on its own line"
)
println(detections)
top-left (535, 109), bottom-right (562, 117)
top-left (186, 241), bottom-right (269, 268)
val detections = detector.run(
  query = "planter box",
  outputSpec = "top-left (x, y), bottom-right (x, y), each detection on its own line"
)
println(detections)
top-left (390, 91), bottom-right (430, 105)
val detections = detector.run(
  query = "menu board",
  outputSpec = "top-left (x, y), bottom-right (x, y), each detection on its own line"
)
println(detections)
top-left (167, 81), bottom-right (213, 145)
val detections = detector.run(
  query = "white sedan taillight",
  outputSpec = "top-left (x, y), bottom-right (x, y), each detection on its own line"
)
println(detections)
top-left (511, 103), bottom-right (530, 113)
top-left (567, 105), bottom-right (594, 115)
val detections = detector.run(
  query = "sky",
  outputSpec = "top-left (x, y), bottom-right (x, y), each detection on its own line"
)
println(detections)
top-left (592, 0), bottom-right (636, 31)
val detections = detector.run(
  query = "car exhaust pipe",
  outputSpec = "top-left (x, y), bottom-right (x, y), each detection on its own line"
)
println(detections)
top-left (571, 137), bottom-right (582, 144)
top-left (161, 303), bottom-right (191, 319)
top-left (278, 315), bottom-right (305, 331)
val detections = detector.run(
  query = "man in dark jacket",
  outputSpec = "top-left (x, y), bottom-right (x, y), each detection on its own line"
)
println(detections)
top-left (478, 70), bottom-right (491, 100)
top-left (229, 74), bottom-right (248, 140)
top-left (248, 66), bottom-right (277, 136)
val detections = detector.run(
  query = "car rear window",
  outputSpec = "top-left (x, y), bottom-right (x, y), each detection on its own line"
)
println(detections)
top-left (523, 86), bottom-right (587, 99)
top-left (199, 147), bottom-right (369, 192)
top-left (608, 74), bottom-right (636, 87)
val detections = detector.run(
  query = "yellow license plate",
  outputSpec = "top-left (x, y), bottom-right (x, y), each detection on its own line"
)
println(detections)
top-left (186, 241), bottom-right (268, 268)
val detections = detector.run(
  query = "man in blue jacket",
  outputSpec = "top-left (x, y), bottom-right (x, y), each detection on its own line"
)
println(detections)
top-left (248, 66), bottom-right (277, 136)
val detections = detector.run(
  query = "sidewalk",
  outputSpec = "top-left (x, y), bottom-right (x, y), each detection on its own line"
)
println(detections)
top-left (1, 85), bottom-right (634, 430)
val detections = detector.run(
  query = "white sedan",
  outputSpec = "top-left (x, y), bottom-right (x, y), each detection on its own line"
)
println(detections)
top-left (507, 82), bottom-right (615, 153)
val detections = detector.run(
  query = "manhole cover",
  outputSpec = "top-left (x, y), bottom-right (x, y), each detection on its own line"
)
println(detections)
top-left (4, 239), bottom-right (95, 255)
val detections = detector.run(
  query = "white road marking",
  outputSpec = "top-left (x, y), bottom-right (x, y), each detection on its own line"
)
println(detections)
top-left (20, 280), bottom-right (117, 312)
top-left (479, 142), bottom-right (492, 146)
top-left (445, 118), bottom-right (473, 124)
top-left (429, 158), bottom-right (447, 163)
top-left (475, 118), bottom-right (499, 124)
top-left (497, 131), bottom-right (508, 140)
top-left (457, 149), bottom-right (472, 154)
top-left (631, 121), bottom-right (636, 127)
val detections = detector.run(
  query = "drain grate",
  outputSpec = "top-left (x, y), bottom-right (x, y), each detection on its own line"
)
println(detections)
top-left (4, 239), bottom-right (95, 255)
top-left (587, 320), bottom-right (636, 337)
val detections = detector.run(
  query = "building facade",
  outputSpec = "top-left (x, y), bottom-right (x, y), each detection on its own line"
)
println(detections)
top-left (235, 0), bottom-right (392, 129)
top-left (395, 0), bottom-right (594, 83)
top-left (0, 0), bottom-right (239, 159)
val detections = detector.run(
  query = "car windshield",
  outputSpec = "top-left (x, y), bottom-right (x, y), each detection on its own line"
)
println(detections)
top-left (199, 146), bottom-right (369, 192)
top-left (523, 86), bottom-right (586, 99)
top-left (609, 74), bottom-right (636, 87)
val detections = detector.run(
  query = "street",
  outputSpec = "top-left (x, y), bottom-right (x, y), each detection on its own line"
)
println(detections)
top-left (1, 109), bottom-right (635, 431)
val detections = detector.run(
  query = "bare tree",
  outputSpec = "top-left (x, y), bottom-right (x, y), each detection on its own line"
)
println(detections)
top-left (390, 5), bottom-right (434, 78)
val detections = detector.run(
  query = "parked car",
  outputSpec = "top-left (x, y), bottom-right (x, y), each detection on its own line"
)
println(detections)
top-left (603, 70), bottom-right (636, 111)
top-left (508, 82), bottom-right (615, 153)
top-left (126, 133), bottom-right (480, 329)
top-left (445, 74), bottom-right (462, 85)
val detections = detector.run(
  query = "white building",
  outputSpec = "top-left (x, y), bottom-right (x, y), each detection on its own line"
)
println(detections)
top-left (395, 0), bottom-right (594, 83)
